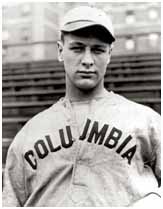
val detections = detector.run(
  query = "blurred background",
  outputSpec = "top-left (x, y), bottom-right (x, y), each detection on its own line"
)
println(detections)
top-left (2, 2), bottom-right (161, 62)
top-left (2, 2), bottom-right (161, 173)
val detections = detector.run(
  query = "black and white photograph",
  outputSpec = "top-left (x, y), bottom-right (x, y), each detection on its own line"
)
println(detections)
top-left (2, 1), bottom-right (161, 207)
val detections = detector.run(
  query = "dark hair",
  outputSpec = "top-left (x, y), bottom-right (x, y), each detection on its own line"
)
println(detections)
top-left (60, 31), bottom-right (68, 43)
top-left (60, 25), bottom-right (114, 45)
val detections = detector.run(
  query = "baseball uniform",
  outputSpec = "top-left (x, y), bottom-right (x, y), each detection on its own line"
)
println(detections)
top-left (3, 90), bottom-right (161, 206)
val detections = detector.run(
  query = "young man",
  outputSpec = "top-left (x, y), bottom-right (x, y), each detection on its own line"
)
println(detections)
top-left (3, 6), bottom-right (161, 207)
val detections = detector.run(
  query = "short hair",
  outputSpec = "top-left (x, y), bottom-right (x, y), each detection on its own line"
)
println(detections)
top-left (60, 25), bottom-right (114, 45)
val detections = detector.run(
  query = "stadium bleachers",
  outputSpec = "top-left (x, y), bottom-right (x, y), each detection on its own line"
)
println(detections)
top-left (2, 53), bottom-right (161, 166)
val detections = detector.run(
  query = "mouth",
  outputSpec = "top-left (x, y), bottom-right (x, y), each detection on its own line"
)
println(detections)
top-left (77, 71), bottom-right (96, 78)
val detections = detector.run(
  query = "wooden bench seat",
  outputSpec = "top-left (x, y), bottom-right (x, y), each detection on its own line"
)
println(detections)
top-left (2, 97), bottom-right (161, 110)
top-left (2, 75), bottom-right (161, 89)
top-left (2, 117), bottom-right (29, 123)
top-left (110, 53), bottom-right (160, 63)
top-left (2, 53), bottom-right (160, 71)
top-left (2, 138), bottom-right (12, 148)
top-left (2, 85), bottom-right (161, 98)
top-left (2, 67), bottom-right (161, 82)
top-left (3, 100), bottom-right (53, 108)
top-left (3, 59), bottom-right (160, 76)
top-left (3, 85), bottom-right (160, 107)
top-left (2, 138), bottom-right (14, 165)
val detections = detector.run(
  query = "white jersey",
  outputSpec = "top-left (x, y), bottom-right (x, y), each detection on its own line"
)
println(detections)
top-left (3, 91), bottom-right (161, 206)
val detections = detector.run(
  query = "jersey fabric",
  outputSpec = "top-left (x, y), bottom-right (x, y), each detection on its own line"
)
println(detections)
top-left (3, 91), bottom-right (161, 207)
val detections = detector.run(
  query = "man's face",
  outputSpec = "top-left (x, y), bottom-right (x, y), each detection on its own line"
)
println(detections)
top-left (58, 33), bottom-right (111, 92)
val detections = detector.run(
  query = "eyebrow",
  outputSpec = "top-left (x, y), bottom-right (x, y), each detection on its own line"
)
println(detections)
top-left (92, 44), bottom-right (108, 48)
top-left (69, 42), bottom-right (85, 46)
top-left (69, 42), bottom-right (108, 48)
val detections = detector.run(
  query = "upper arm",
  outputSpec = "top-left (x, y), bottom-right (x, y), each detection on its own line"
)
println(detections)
top-left (3, 136), bottom-right (27, 206)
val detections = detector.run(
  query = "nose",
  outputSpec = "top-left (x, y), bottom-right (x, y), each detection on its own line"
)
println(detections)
top-left (81, 48), bottom-right (94, 68)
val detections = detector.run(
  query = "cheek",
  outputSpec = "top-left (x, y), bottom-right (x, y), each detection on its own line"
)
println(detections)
top-left (63, 52), bottom-right (79, 77)
top-left (63, 50), bottom-right (79, 67)
top-left (96, 57), bottom-right (109, 74)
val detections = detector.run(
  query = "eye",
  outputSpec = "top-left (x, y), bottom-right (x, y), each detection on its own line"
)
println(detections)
top-left (92, 48), bottom-right (106, 54)
top-left (69, 46), bottom-right (84, 52)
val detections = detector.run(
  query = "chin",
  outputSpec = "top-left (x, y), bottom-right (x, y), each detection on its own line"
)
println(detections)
top-left (77, 83), bottom-right (96, 92)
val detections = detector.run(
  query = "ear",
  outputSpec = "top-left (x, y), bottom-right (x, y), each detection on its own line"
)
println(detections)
top-left (107, 45), bottom-right (113, 65)
top-left (57, 41), bottom-right (64, 62)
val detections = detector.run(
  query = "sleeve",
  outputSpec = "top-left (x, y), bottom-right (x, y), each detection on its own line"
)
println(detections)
top-left (149, 110), bottom-right (161, 187)
top-left (2, 135), bottom-right (27, 206)
top-left (145, 110), bottom-right (161, 198)
top-left (131, 109), bottom-right (161, 207)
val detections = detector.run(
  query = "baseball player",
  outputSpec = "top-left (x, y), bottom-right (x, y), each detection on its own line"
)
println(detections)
top-left (3, 6), bottom-right (161, 207)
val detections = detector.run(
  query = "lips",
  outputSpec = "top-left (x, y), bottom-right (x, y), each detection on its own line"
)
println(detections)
top-left (77, 71), bottom-right (96, 74)
top-left (77, 71), bottom-right (96, 78)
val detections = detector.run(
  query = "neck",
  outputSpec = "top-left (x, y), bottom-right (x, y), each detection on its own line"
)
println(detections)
top-left (65, 80), bottom-right (107, 102)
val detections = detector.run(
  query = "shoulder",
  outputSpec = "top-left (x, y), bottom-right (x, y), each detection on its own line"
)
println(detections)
top-left (29, 100), bottom-right (63, 125)
top-left (25, 99), bottom-right (64, 128)
top-left (10, 99), bottom-right (66, 148)
top-left (108, 91), bottom-right (160, 119)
